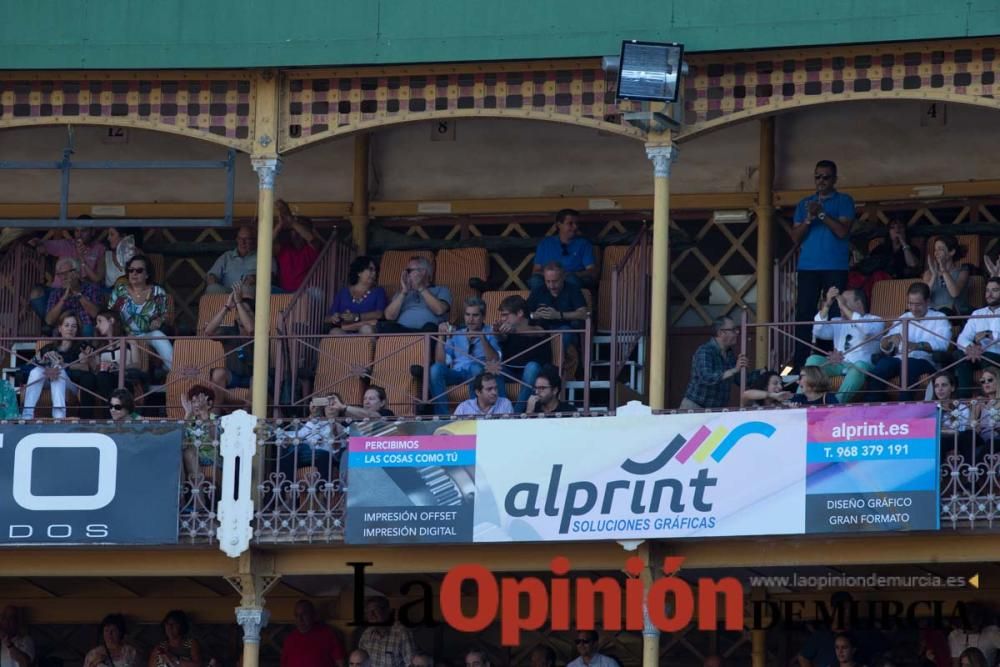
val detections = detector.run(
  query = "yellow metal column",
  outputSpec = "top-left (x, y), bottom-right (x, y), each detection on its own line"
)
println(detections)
top-left (351, 132), bottom-right (371, 254)
top-left (751, 629), bottom-right (766, 667)
top-left (249, 70), bottom-right (281, 416)
top-left (638, 542), bottom-right (661, 667)
top-left (231, 551), bottom-right (280, 667)
top-left (646, 142), bottom-right (678, 409)
top-left (754, 117), bottom-right (775, 368)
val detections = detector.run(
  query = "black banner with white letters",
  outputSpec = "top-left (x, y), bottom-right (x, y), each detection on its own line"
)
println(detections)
top-left (0, 423), bottom-right (182, 545)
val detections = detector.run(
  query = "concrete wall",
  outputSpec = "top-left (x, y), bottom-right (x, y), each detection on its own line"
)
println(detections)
top-left (1, 99), bottom-right (998, 206)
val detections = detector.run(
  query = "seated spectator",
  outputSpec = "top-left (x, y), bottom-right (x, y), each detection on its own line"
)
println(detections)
top-left (872, 282), bottom-right (951, 401)
top-left (530, 209), bottom-right (596, 290)
top-left (955, 277), bottom-right (1000, 397)
top-left (790, 366), bottom-right (839, 405)
top-left (358, 597), bottom-right (416, 667)
top-left (0, 605), bottom-right (34, 667)
top-left (83, 614), bottom-right (139, 667)
top-left (568, 630), bottom-right (618, 667)
top-left (409, 653), bottom-right (433, 667)
top-left (282, 600), bottom-right (345, 667)
top-left (103, 227), bottom-right (138, 288)
top-left (28, 219), bottom-right (107, 287)
top-left (495, 295), bottom-right (551, 412)
top-left (109, 255), bottom-right (173, 370)
top-left (525, 364), bottom-right (574, 414)
top-left (958, 648), bottom-right (989, 667)
top-left (87, 309), bottom-right (141, 404)
top-left (923, 236), bottom-right (971, 316)
top-left (878, 219), bottom-right (921, 278)
top-left (150, 609), bottom-right (202, 667)
top-left (206, 225), bottom-right (271, 294)
top-left (807, 287), bottom-right (884, 403)
top-left (429, 297), bottom-right (502, 416)
top-left (454, 372), bottom-right (514, 416)
top-left (379, 256), bottom-right (451, 333)
top-left (949, 604), bottom-right (1000, 667)
top-left (274, 200), bottom-right (319, 293)
top-left (22, 313), bottom-right (89, 419)
top-left (108, 388), bottom-right (140, 421)
top-left (526, 262), bottom-right (588, 377)
top-left (741, 370), bottom-right (792, 407)
top-left (680, 317), bottom-right (747, 410)
top-left (328, 387), bottom-right (395, 419)
top-left (326, 256), bottom-right (386, 334)
top-left (278, 396), bottom-right (345, 491)
top-left (530, 647), bottom-right (556, 667)
top-left (348, 651), bottom-right (370, 667)
top-left (465, 650), bottom-right (491, 667)
top-left (45, 257), bottom-right (103, 337)
top-left (181, 384), bottom-right (218, 483)
top-left (935, 373), bottom-right (969, 433)
top-left (204, 277), bottom-right (255, 397)
top-left (832, 633), bottom-right (862, 667)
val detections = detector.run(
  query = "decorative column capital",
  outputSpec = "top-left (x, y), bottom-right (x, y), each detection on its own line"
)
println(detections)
top-left (645, 145), bottom-right (679, 178)
top-left (236, 607), bottom-right (270, 643)
top-left (251, 157), bottom-right (282, 191)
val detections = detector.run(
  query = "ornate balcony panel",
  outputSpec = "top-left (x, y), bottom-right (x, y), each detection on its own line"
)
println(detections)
top-left (0, 71), bottom-right (256, 151)
top-left (279, 61), bottom-right (643, 152)
top-left (679, 38), bottom-right (1000, 140)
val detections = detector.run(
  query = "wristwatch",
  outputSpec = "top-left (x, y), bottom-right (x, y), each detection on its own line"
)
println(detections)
top-left (817, 212), bottom-right (827, 222)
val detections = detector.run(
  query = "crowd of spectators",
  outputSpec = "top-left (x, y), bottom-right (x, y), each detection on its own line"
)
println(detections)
top-left (10, 203), bottom-right (597, 420)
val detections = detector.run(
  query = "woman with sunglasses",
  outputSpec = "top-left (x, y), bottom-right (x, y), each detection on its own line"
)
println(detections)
top-left (326, 255), bottom-right (386, 334)
top-left (22, 312), bottom-right (90, 419)
top-left (108, 255), bottom-right (173, 370)
top-left (972, 369), bottom-right (1000, 451)
top-left (108, 388), bottom-right (139, 421)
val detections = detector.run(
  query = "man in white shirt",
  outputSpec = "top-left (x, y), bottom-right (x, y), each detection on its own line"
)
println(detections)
top-left (453, 372), bottom-right (514, 416)
top-left (0, 606), bottom-right (33, 667)
top-left (568, 631), bottom-right (619, 667)
top-left (956, 276), bottom-right (1000, 397)
top-left (872, 282), bottom-right (952, 401)
top-left (806, 287), bottom-right (885, 402)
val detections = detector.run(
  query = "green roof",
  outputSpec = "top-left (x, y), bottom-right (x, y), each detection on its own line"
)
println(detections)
top-left (2, 0), bottom-right (999, 70)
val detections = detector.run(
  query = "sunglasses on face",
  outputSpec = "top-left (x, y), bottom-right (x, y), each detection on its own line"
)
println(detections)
top-left (109, 403), bottom-right (124, 410)
top-left (127, 267), bottom-right (146, 274)
top-left (982, 378), bottom-right (995, 384)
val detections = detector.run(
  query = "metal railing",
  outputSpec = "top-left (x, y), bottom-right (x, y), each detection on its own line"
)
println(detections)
top-left (609, 225), bottom-right (651, 411)
top-left (0, 242), bottom-right (45, 339)
top-left (274, 233), bottom-right (353, 410)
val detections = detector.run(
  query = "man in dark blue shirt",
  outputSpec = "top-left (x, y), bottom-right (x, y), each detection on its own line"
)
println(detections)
top-left (526, 262), bottom-right (589, 379)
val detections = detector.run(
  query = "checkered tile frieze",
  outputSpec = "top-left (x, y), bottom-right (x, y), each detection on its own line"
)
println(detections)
top-left (281, 68), bottom-right (642, 149)
top-left (681, 42), bottom-right (999, 135)
top-left (0, 78), bottom-right (254, 149)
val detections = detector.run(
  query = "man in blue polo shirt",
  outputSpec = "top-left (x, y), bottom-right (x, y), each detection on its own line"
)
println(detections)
top-left (529, 209), bottom-right (596, 290)
top-left (791, 160), bottom-right (855, 368)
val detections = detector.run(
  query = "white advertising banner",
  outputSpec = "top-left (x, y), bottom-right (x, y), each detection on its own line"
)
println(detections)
top-left (471, 409), bottom-right (807, 542)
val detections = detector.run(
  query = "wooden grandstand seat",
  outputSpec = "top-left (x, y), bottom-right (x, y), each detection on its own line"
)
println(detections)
top-left (597, 245), bottom-right (647, 331)
top-left (197, 294), bottom-right (235, 332)
top-left (163, 339), bottom-right (227, 418)
top-left (968, 275), bottom-right (985, 309)
top-left (378, 250), bottom-right (434, 298)
top-left (436, 248), bottom-right (489, 285)
top-left (147, 253), bottom-right (166, 284)
top-left (958, 234), bottom-right (982, 269)
top-left (870, 279), bottom-right (913, 320)
top-left (370, 335), bottom-right (427, 417)
top-left (483, 290), bottom-right (530, 323)
top-left (313, 336), bottom-right (373, 407)
top-left (443, 282), bottom-right (475, 325)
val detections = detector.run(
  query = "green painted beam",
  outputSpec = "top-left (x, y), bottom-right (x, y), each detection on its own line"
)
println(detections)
top-left (1, 0), bottom-right (998, 71)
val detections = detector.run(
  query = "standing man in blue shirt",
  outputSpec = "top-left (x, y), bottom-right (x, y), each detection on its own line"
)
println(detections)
top-left (529, 209), bottom-right (597, 290)
top-left (791, 160), bottom-right (856, 368)
top-left (428, 296), bottom-right (502, 415)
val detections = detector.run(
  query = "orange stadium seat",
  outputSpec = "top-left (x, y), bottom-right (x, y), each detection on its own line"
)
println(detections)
top-left (313, 336), bottom-right (374, 407)
top-left (870, 279), bottom-right (912, 320)
top-left (164, 339), bottom-right (227, 418)
top-left (436, 248), bottom-right (489, 284)
top-left (370, 334), bottom-right (427, 417)
top-left (378, 250), bottom-right (434, 299)
top-left (197, 294), bottom-right (235, 332)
